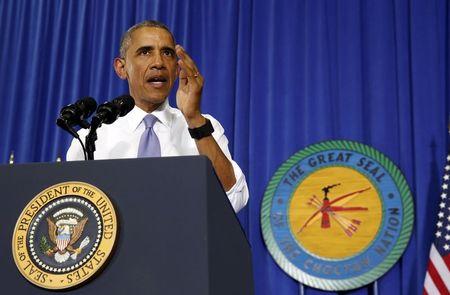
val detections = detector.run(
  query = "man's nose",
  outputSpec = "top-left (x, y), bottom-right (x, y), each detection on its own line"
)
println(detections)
top-left (150, 53), bottom-right (164, 70)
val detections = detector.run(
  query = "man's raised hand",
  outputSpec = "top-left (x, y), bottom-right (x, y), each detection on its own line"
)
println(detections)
top-left (176, 45), bottom-right (205, 127)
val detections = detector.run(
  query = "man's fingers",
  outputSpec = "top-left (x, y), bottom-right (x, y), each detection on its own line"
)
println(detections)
top-left (178, 59), bottom-right (196, 77)
top-left (178, 60), bottom-right (203, 86)
top-left (176, 45), bottom-right (196, 66)
top-left (178, 68), bottom-right (187, 83)
top-left (178, 63), bottom-right (193, 86)
top-left (176, 45), bottom-right (200, 75)
top-left (176, 45), bottom-right (204, 89)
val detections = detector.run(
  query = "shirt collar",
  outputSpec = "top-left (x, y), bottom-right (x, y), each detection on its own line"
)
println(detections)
top-left (126, 99), bottom-right (173, 131)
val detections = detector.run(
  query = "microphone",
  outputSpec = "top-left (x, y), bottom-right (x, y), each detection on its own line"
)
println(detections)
top-left (91, 95), bottom-right (135, 128)
top-left (56, 97), bottom-right (97, 138)
top-left (86, 95), bottom-right (135, 160)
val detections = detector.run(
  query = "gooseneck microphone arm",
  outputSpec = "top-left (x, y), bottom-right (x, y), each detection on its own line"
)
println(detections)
top-left (85, 95), bottom-right (135, 160)
top-left (76, 136), bottom-right (88, 161)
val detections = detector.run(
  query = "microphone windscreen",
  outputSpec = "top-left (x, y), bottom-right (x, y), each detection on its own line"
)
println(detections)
top-left (77, 97), bottom-right (97, 119)
top-left (112, 95), bottom-right (135, 116)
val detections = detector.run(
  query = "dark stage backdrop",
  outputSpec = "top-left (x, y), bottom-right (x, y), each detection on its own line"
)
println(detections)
top-left (0, 0), bottom-right (448, 294)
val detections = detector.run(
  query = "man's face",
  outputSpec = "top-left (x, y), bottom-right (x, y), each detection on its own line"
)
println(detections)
top-left (115, 27), bottom-right (178, 111)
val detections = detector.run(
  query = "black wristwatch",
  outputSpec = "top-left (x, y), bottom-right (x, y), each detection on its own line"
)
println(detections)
top-left (188, 118), bottom-right (214, 139)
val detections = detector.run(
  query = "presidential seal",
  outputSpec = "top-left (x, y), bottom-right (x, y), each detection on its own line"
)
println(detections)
top-left (12, 181), bottom-right (117, 290)
top-left (261, 140), bottom-right (414, 291)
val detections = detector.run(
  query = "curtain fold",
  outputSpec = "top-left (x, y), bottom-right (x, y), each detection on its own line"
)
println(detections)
top-left (0, 0), bottom-right (448, 294)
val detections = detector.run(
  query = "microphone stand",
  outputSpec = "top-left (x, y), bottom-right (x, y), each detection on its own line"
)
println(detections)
top-left (85, 129), bottom-right (97, 160)
top-left (85, 117), bottom-right (101, 160)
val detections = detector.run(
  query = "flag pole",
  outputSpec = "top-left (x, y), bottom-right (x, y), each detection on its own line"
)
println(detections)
top-left (299, 283), bottom-right (304, 295)
top-left (373, 280), bottom-right (379, 295)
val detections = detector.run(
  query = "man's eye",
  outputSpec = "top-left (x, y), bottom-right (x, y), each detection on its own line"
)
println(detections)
top-left (163, 50), bottom-right (174, 57)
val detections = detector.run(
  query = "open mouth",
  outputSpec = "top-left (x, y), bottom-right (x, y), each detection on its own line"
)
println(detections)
top-left (147, 76), bottom-right (168, 88)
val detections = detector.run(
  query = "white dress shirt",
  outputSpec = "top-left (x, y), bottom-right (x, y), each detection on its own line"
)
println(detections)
top-left (66, 100), bottom-right (249, 212)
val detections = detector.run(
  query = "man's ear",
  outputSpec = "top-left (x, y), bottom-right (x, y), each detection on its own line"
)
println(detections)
top-left (113, 57), bottom-right (127, 80)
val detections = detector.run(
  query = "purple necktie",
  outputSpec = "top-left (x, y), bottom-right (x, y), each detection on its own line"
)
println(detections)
top-left (137, 114), bottom-right (161, 157)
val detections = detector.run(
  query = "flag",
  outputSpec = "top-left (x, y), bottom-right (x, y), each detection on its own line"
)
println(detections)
top-left (423, 154), bottom-right (450, 295)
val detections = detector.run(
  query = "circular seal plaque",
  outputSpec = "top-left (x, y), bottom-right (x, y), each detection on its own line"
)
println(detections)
top-left (261, 140), bottom-right (414, 291)
top-left (12, 181), bottom-right (118, 290)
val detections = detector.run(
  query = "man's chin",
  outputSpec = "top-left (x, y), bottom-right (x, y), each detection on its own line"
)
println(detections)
top-left (134, 96), bottom-right (168, 112)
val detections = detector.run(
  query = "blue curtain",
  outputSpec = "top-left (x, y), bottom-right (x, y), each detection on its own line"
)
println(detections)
top-left (0, 0), bottom-right (448, 294)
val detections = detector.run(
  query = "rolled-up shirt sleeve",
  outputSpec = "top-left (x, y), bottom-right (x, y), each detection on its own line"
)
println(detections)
top-left (226, 160), bottom-right (249, 212)
top-left (208, 115), bottom-right (249, 213)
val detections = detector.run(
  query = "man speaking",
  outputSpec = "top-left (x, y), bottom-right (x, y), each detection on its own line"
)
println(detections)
top-left (66, 20), bottom-right (248, 213)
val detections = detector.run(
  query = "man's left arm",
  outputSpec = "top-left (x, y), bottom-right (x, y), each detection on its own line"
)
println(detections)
top-left (175, 45), bottom-right (247, 210)
top-left (185, 115), bottom-right (236, 191)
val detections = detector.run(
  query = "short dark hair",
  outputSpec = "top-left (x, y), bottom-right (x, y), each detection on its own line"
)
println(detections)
top-left (119, 20), bottom-right (175, 58)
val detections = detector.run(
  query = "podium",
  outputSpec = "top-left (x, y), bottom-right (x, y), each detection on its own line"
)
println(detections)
top-left (0, 156), bottom-right (254, 294)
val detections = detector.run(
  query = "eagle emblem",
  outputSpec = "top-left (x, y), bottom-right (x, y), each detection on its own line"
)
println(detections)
top-left (41, 207), bottom-right (90, 263)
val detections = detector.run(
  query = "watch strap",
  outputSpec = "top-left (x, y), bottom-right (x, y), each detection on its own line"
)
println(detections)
top-left (188, 118), bottom-right (214, 139)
